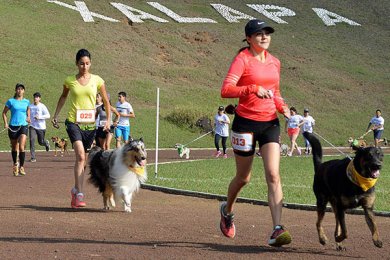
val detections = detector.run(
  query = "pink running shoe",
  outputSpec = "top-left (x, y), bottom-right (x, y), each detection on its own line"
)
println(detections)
top-left (70, 187), bottom-right (77, 207)
top-left (219, 202), bottom-right (235, 238)
top-left (297, 147), bottom-right (302, 155)
top-left (72, 193), bottom-right (86, 208)
top-left (268, 225), bottom-right (292, 247)
top-left (223, 154), bottom-right (228, 159)
top-left (214, 151), bottom-right (222, 158)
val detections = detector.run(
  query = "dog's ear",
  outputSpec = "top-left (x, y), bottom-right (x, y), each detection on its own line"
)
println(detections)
top-left (140, 137), bottom-right (143, 142)
top-left (129, 136), bottom-right (133, 142)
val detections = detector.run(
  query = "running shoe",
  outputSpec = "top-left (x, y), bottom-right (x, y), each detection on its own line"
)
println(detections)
top-left (13, 164), bottom-right (19, 176)
top-left (72, 192), bottom-right (86, 208)
top-left (19, 166), bottom-right (26, 176)
top-left (223, 154), bottom-right (228, 159)
top-left (30, 158), bottom-right (37, 163)
top-left (70, 187), bottom-right (77, 208)
top-left (45, 140), bottom-right (50, 152)
top-left (297, 147), bottom-right (302, 155)
top-left (287, 152), bottom-right (292, 157)
top-left (214, 151), bottom-right (222, 158)
top-left (219, 202), bottom-right (235, 238)
top-left (268, 225), bottom-right (292, 247)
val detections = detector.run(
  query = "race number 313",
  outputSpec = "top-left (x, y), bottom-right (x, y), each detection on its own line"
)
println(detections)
top-left (231, 131), bottom-right (253, 152)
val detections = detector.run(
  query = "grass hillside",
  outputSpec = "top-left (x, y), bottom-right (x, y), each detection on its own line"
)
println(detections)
top-left (0, 1), bottom-right (389, 150)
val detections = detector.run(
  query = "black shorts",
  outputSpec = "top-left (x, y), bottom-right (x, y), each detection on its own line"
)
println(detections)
top-left (8, 125), bottom-right (28, 140)
top-left (231, 114), bottom-right (280, 157)
top-left (96, 126), bottom-right (114, 139)
top-left (65, 121), bottom-right (96, 152)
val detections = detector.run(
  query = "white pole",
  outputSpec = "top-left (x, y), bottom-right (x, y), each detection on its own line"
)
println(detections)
top-left (155, 88), bottom-right (160, 178)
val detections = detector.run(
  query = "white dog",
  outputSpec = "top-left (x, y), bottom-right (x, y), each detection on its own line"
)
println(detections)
top-left (175, 143), bottom-right (190, 159)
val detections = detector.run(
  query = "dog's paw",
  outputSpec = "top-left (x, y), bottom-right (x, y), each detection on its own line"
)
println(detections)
top-left (124, 206), bottom-right (132, 213)
top-left (373, 239), bottom-right (383, 248)
top-left (319, 236), bottom-right (328, 245)
top-left (336, 243), bottom-right (346, 251)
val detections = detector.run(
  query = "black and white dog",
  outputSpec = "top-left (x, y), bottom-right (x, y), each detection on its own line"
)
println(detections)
top-left (88, 138), bottom-right (147, 212)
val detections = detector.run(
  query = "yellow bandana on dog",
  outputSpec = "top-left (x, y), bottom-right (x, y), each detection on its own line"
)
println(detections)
top-left (129, 166), bottom-right (145, 176)
top-left (346, 160), bottom-right (377, 192)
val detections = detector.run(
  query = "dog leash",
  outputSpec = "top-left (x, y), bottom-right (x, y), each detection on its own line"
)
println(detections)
top-left (313, 131), bottom-right (352, 160)
top-left (183, 130), bottom-right (213, 147)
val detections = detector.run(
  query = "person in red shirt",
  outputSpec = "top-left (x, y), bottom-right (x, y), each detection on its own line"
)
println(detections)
top-left (218, 19), bottom-right (292, 247)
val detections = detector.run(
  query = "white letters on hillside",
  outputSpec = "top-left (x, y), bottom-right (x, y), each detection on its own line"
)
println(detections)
top-left (111, 3), bottom-right (169, 23)
top-left (211, 4), bottom-right (255, 23)
top-left (247, 4), bottom-right (296, 24)
top-left (47, 1), bottom-right (361, 26)
top-left (147, 2), bottom-right (217, 23)
top-left (312, 8), bottom-right (361, 26)
top-left (47, 0), bottom-right (119, 22)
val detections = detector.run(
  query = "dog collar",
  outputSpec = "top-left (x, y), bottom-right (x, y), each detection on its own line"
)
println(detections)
top-left (129, 166), bottom-right (145, 176)
top-left (346, 160), bottom-right (377, 192)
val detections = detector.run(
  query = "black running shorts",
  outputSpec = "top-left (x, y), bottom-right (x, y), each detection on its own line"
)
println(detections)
top-left (8, 125), bottom-right (28, 140)
top-left (65, 121), bottom-right (96, 152)
top-left (231, 114), bottom-right (280, 157)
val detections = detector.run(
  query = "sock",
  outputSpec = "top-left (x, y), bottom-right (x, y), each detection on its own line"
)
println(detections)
top-left (11, 151), bottom-right (17, 164)
top-left (19, 152), bottom-right (25, 166)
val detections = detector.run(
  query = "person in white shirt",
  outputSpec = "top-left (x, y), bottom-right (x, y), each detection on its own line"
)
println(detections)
top-left (302, 108), bottom-right (315, 154)
top-left (115, 91), bottom-right (135, 148)
top-left (285, 107), bottom-right (303, 156)
top-left (28, 92), bottom-right (50, 162)
top-left (213, 106), bottom-right (230, 158)
top-left (366, 109), bottom-right (387, 147)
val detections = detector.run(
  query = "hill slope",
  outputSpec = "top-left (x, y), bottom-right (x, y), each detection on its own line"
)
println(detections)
top-left (0, 1), bottom-right (389, 150)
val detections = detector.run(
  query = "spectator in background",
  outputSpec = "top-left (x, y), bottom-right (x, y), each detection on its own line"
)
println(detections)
top-left (115, 91), bottom-right (135, 148)
top-left (213, 106), bottom-right (230, 158)
top-left (28, 92), bottom-right (51, 162)
top-left (285, 107), bottom-right (303, 156)
top-left (302, 108), bottom-right (315, 154)
top-left (2, 83), bottom-right (30, 176)
top-left (366, 109), bottom-right (387, 147)
top-left (219, 19), bottom-right (292, 247)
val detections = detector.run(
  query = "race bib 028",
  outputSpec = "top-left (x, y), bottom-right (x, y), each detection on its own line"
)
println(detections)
top-left (76, 109), bottom-right (95, 123)
top-left (231, 131), bottom-right (253, 152)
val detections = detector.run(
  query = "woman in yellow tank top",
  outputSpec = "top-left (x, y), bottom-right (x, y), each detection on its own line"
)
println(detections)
top-left (52, 49), bottom-right (111, 209)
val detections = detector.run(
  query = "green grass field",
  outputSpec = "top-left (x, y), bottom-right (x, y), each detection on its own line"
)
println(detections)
top-left (147, 155), bottom-right (390, 212)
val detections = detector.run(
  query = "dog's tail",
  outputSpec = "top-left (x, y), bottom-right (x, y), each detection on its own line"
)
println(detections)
top-left (303, 132), bottom-right (322, 172)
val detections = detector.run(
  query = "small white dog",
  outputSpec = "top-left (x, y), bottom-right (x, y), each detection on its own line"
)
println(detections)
top-left (280, 144), bottom-right (289, 156)
top-left (175, 143), bottom-right (190, 159)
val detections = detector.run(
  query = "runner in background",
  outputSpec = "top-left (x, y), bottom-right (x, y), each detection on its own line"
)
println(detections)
top-left (213, 106), bottom-right (230, 158)
top-left (52, 48), bottom-right (111, 208)
top-left (115, 91), bottom-right (135, 148)
top-left (366, 109), bottom-right (387, 147)
top-left (28, 92), bottom-right (51, 162)
top-left (219, 19), bottom-right (292, 247)
top-left (96, 93), bottom-right (120, 150)
top-left (302, 108), bottom-right (315, 154)
top-left (2, 83), bottom-right (30, 176)
top-left (285, 107), bottom-right (303, 156)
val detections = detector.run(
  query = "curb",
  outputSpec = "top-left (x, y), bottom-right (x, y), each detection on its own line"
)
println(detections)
top-left (142, 184), bottom-right (390, 217)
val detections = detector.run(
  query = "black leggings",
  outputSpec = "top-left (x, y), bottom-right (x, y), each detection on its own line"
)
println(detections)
top-left (214, 134), bottom-right (228, 154)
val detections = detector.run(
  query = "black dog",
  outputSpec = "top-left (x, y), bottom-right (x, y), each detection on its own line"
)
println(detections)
top-left (303, 132), bottom-right (384, 250)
